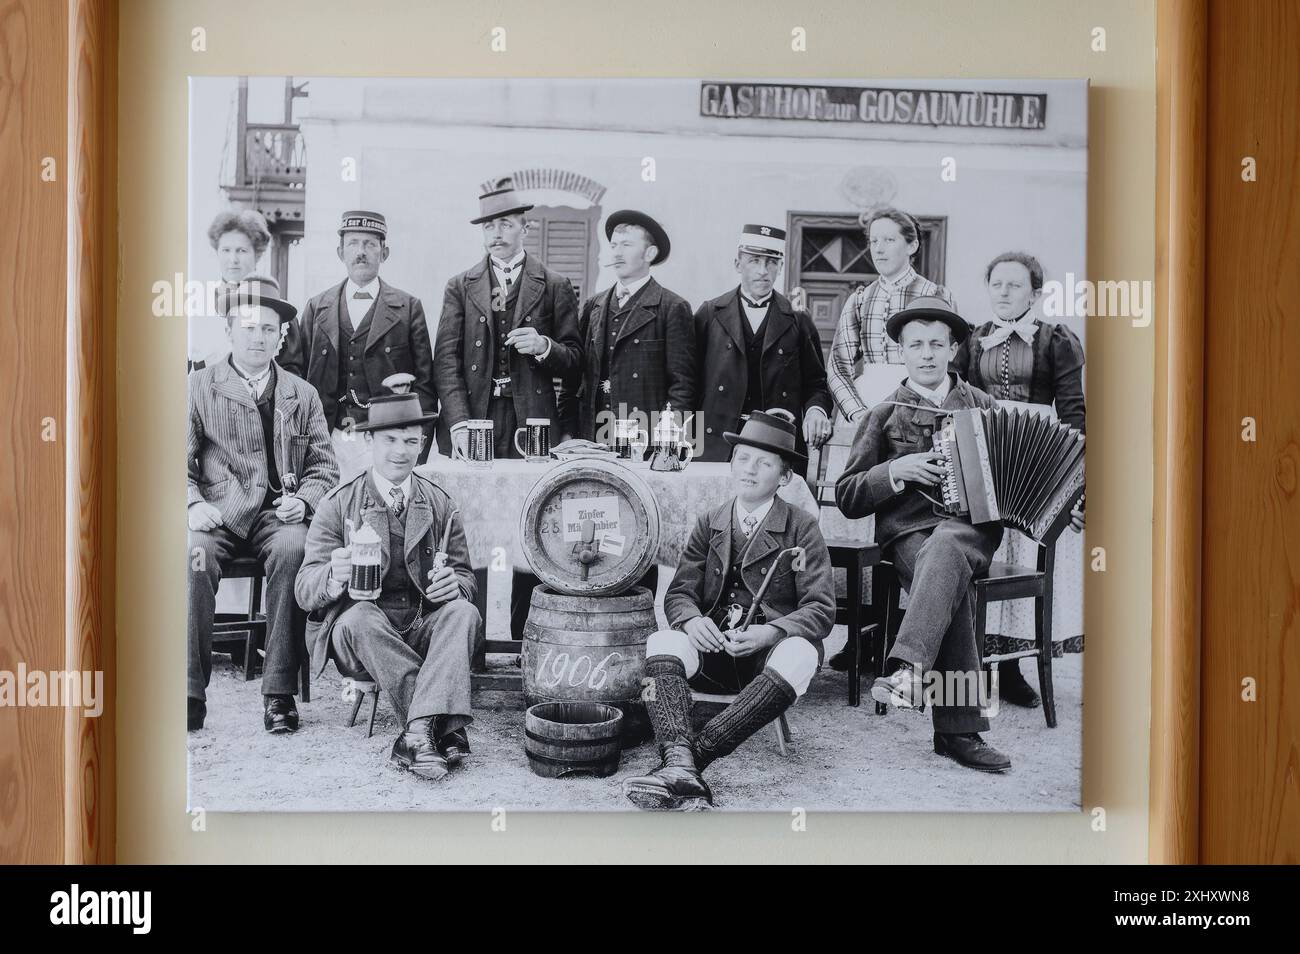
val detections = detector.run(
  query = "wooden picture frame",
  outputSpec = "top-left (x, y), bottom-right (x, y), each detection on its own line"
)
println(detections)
top-left (7, 0), bottom-right (1293, 863)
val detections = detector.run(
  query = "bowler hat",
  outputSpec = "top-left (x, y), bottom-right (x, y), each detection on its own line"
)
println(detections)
top-left (222, 274), bottom-right (297, 324)
top-left (884, 295), bottom-right (971, 344)
top-left (723, 409), bottom-right (806, 465)
top-left (605, 210), bottom-right (671, 265)
top-left (470, 177), bottom-right (534, 225)
top-left (337, 210), bottom-right (388, 239)
top-left (354, 393), bottom-right (438, 432)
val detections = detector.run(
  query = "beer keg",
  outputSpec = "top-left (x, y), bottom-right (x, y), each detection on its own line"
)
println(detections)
top-left (522, 586), bottom-right (655, 745)
top-left (519, 457), bottom-right (660, 597)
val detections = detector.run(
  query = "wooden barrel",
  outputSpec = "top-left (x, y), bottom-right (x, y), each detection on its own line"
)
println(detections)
top-left (519, 458), bottom-right (660, 597)
top-left (524, 701), bottom-right (623, 779)
top-left (522, 586), bottom-right (654, 744)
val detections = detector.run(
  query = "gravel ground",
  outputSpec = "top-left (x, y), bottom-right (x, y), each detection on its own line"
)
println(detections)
top-left (188, 613), bottom-right (1082, 814)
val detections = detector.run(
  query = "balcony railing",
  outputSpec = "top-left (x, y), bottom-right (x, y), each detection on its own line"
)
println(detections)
top-left (238, 123), bottom-right (306, 190)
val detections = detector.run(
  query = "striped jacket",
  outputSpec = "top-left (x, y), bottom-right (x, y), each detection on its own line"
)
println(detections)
top-left (827, 268), bottom-right (954, 421)
top-left (187, 360), bottom-right (339, 538)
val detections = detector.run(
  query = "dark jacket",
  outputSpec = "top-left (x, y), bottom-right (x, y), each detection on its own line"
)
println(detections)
top-left (187, 360), bottom-right (338, 538)
top-left (835, 373), bottom-right (997, 549)
top-left (433, 254), bottom-right (581, 455)
top-left (951, 319), bottom-right (1086, 432)
top-left (693, 288), bottom-right (832, 464)
top-left (290, 278), bottom-right (437, 440)
top-left (564, 278), bottom-right (695, 441)
top-left (665, 496), bottom-right (835, 656)
top-left (295, 471), bottom-right (476, 677)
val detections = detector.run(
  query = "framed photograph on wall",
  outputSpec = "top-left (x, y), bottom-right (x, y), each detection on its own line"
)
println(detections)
top-left (24, 0), bottom-right (1298, 871)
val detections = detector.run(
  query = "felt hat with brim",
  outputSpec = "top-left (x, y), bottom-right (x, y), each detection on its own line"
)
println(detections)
top-left (884, 295), bottom-right (971, 344)
top-left (605, 209), bottom-right (671, 265)
top-left (723, 409), bottom-right (807, 465)
top-left (222, 274), bottom-right (297, 324)
top-left (470, 179), bottom-right (534, 225)
top-left (354, 393), bottom-right (438, 432)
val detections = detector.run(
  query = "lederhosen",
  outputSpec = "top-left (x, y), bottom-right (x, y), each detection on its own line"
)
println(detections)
top-left (335, 284), bottom-right (378, 429)
top-left (689, 518), bottom-right (770, 694)
top-left (488, 263), bottom-right (523, 459)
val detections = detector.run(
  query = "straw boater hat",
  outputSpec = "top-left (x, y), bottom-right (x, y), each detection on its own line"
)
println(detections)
top-left (470, 177), bottom-right (534, 225)
top-left (723, 408), bottom-right (807, 465)
top-left (221, 274), bottom-right (297, 324)
top-left (354, 393), bottom-right (438, 432)
top-left (884, 295), bottom-right (972, 345)
top-left (604, 210), bottom-right (672, 265)
top-left (337, 210), bottom-right (388, 239)
top-left (737, 224), bottom-right (786, 260)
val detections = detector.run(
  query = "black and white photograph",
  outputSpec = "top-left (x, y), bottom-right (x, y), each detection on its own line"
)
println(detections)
top-left (184, 75), bottom-right (1088, 812)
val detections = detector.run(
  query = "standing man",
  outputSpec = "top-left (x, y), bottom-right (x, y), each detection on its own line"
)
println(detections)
top-left (826, 207), bottom-right (954, 424)
top-left (188, 276), bottom-right (339, 733)
top-left (291, 211), bottom-right (436, 481)
top-left (694, 225), bottom-right (833, 474)
top-left (296, 393), bottom-right (480, 782)
top-left (565, 210), bottom-right (695, 443)
top-left (434, 177), bottom-right (582, 640)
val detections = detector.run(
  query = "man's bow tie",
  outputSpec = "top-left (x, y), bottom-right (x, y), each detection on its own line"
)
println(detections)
top-left (741, 294), bottom-right (770, 310)
top-left (352, 291), bottom-right (374, 300)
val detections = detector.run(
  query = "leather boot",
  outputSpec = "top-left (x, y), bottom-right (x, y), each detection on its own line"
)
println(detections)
top-left (997, 659), bottom-right (1041, 708)
top-left (696, 669), bottom-right (796, 770)
top-left (622, 743), bottom-right (713, 811)
top-left (622, 654), bottom-right (712, 810)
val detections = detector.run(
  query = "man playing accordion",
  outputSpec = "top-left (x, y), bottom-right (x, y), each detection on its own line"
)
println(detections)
top-left (835, 296), bottom-right (1012, 772)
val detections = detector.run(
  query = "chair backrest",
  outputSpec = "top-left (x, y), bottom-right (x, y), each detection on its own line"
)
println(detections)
top-left (807, 418), bottom-right (861, 508)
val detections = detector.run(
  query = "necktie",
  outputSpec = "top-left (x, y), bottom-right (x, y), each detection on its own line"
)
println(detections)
top-left (389, 486), bottom-right (405, 516)
top-left (616, 286), bottom-right (631, 308)
top-left (743, 514), bottom-right (758, 537)
top-left (741, 294), bottom-right (769, 310)
top-left (352, 290), bottom-right (374, 300)
top-left (496, 262), bottom-right (517, 289)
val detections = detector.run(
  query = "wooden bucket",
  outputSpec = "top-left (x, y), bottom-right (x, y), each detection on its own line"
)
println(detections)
top-left (519, 458), bottom-right (661, 597)
top-left (522, 586), bottom-right (654, 744)
top-left (524, 701), bottom-right (623, 779)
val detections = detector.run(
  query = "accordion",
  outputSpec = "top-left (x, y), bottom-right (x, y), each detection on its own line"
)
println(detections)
top-left (931, 407), bottom-right (1085, 542)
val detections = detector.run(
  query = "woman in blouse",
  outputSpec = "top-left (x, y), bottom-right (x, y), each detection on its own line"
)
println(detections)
top-left (189, 209), bottom-right (278, 370)
top-left (953, 251), bottom-right (1085, 709)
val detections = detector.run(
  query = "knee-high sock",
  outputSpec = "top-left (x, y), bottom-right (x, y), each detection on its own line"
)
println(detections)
top-left (643, 654), bottom-right (694, 750)
top-left (696, 669), bottom-right (796, 770)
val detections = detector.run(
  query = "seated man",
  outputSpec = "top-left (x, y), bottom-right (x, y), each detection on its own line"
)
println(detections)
top-left (188, 276), bottom-right (339, 733)
top-left (295, 393), bottom-right (480, 782)
top-left (622, 410), bottom-right (835, 810)
top-left (835, 296), bottom-right (1010, 772)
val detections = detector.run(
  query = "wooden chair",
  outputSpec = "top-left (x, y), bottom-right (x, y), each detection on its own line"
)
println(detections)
top-left (210, 555), bottom-right (311, 701)
top-left (807, 425), bottom-right (883, 707)
top-left (692, 691), bottom-right (792, 755)
top-left (344, 679), bottom-right (382, 737)
top-left (870, 513), bottom-right (1073, 728)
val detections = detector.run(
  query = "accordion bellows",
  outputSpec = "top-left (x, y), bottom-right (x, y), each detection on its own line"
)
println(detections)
top-left (932, 408), bottom-right (1085, 542)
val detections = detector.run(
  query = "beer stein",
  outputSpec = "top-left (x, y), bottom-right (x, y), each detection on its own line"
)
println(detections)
top-left (612, 418), bottom-right (648, 461)
top-left (648, 404), bottom-right (695, 472)
top-left (453, 419), bottom-right (495, 468)
top-left (348, 522), bottom-right (383, 601)
top-left (513, 417), bottom-right (552, 462)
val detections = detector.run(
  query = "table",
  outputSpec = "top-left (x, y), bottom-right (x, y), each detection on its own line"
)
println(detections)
top-left (415, 457), bottom-right (822, 573)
